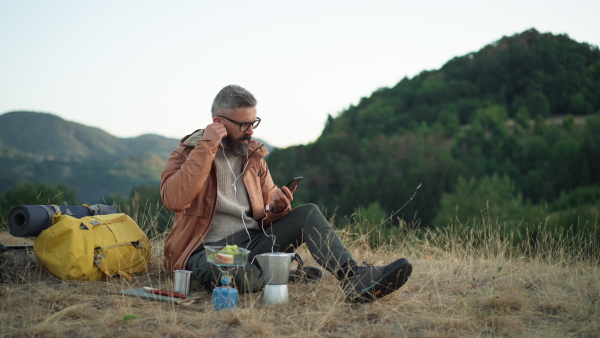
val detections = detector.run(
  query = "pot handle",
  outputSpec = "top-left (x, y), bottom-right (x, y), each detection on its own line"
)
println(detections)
top-left (291, 253), bottom-right (304, 272)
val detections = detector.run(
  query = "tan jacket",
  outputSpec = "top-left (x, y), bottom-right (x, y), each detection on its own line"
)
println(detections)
top-left (160, 130), bottom-right (290, 271)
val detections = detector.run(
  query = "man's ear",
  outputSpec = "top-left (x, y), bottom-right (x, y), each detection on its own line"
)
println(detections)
top-left (213, 116), bottom-right (221, 123)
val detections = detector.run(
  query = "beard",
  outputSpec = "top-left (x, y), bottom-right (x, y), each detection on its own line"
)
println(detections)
top-left (221, 133), bottom-right (251, 156)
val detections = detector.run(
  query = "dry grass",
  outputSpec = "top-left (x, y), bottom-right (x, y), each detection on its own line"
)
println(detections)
top-left (1, 220), bottom-right (598, 338)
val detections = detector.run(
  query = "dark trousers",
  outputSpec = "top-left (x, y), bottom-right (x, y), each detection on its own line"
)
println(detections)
top-left (186, 203), bottom-right (354, 293)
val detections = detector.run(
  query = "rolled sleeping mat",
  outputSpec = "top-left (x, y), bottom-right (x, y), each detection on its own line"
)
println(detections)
top-left (7, 204), bottom-right (118, 237)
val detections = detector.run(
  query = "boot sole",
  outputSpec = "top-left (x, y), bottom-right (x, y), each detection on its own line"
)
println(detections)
top-left (347, 258), bottom-right (413, 303)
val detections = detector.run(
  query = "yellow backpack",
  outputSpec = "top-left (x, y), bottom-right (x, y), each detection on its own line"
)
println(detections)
top-left (33, 213), bottom-right (152, 281)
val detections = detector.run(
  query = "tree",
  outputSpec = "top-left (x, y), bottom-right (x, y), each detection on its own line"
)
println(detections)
top-left (533, 115), bottom-right (547, 135)
top-left (562, 114), bottom-right (576, 133)
top-left (581, 114), bottom-right (600, 184)
top-left (470, 105), bottom-right (509, 138)
top-left (436, 108), bottom-right (460, 136)
top-left (567, 93), bottom-right (594, 115)
top-left (526, 91), bottom-right (551, 118)
top-left (514, 106), bottom-right (531, 129)
top-left (434, 174), bottom-right (536, 231)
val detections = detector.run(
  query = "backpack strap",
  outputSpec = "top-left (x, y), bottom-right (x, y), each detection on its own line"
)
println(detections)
top-left (41, 205), bottom-right (64, 226)
top-left (99, 214), bottom-right (129, 224)
top-left (94, 238), bottom-right (145, 282)
top-left (83, 214), bottom-right (129, 228)
top-left (88, 204), bottom-right (114, 216)
top-left (40, 205), bottom-right (62, 218)
top-left (96, 260), bottom-right (133, 282)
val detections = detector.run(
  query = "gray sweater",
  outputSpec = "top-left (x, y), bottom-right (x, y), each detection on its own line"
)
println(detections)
top-left (204, 149), bottom-right (259, 243)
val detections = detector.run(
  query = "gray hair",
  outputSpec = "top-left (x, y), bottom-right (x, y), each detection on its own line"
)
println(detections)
top-left (211, 85), bottom-right (257, 117)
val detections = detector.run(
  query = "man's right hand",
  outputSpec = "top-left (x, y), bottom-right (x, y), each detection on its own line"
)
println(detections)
top-left (202, 122), bottom-right (227, 146)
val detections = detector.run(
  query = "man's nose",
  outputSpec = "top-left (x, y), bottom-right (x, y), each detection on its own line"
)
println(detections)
top-left (245, 126), bottom-right (254, 135)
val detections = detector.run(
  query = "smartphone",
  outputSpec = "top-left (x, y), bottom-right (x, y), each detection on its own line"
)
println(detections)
top-left (285, 177), bottom-right (303, 190)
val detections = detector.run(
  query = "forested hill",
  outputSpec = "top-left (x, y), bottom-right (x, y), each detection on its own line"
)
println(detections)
top-left (0, 111), bottom-right (179, 204)
top-left (266, 29), bottom-right (600, 228)
top-left (323, 28), bottom-right (599, 141)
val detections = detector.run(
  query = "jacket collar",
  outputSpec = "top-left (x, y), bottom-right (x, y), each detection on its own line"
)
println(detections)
top-left (180, 129), bottom-right (269, 158)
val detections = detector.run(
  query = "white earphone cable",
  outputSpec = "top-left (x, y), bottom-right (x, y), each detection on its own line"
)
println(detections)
top-left (220, 141), bottom-right (253, 250)
top-left (220, 141), bottom-right (278, 264)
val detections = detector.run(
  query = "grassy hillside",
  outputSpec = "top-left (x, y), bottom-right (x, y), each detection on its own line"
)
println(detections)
top-left (1, 213), bottom-right (597, 337)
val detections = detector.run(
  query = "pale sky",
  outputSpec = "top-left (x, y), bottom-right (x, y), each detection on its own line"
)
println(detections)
top-left (1, 0), bottom-right (599, 148)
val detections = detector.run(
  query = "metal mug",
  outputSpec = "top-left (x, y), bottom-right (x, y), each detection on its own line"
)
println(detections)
top-left (173, 270), bottom-right (192, 295)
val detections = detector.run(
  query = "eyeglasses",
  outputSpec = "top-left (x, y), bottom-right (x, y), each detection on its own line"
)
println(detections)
top-left (218, 115), bottom-right (261, 132)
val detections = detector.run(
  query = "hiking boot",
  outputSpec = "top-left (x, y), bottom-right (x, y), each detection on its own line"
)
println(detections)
top-left (289, 266), bottom-right (324, 284)
top-left (340, 258), bottom-right (412, 303)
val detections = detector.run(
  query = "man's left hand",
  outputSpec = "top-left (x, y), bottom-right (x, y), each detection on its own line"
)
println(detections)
top-left (271, 186), bottom-right (296, 214)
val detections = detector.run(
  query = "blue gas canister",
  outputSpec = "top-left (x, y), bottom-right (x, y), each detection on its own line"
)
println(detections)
top-left (212, 287), bottom-right (238, 310)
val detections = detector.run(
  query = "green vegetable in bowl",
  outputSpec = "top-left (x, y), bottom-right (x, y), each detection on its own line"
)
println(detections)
top-left (220, 244), bottom-right (240, 255)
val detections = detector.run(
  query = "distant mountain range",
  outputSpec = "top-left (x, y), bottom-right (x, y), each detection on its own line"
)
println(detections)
top-left (0, 111), bottom-right (273, 203)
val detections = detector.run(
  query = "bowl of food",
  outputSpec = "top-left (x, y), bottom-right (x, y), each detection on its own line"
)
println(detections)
top-left (205, 245), bottom-right (250, 267)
